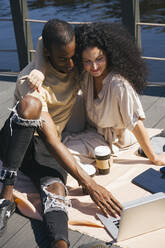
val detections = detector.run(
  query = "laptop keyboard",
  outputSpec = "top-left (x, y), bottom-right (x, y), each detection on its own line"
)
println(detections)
top-left (113, 218), bottom-right (120, 228)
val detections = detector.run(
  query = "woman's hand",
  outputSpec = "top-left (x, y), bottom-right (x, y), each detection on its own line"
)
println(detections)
top-left (27, 69), bottom-right (45, 92)
top-left (132, 120), bottom-right (165, 165)
top-left (152, 153), bottom-right (165, 166)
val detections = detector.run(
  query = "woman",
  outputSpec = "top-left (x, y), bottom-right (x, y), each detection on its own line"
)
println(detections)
top-left (27, 22), bottom-right (165, 165)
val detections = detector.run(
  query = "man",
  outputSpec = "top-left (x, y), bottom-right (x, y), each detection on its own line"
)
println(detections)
top-left (0, 19), bottom-right (122, 248)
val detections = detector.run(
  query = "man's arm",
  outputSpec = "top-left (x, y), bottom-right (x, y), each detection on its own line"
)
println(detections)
top-left (39, 111), bottom-right (122, 217)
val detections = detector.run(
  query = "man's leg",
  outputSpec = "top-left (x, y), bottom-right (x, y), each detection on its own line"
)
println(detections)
top-left (0, 95), bottom-right (42, 236)
top-left (40, 177), bottom-right (70, 248)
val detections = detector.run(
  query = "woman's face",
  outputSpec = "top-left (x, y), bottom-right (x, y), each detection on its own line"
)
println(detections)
top-left (82, 47), bottom-right (107, 77)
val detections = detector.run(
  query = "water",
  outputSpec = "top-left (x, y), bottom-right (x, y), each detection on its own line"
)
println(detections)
top-left (0, 0), bottom-right (165, 82)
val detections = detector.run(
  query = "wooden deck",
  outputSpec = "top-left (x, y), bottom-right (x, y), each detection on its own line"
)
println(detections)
top-left (0, 75), bottom-right (165, 248)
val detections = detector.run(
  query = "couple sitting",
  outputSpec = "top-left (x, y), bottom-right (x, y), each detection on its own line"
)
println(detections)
top-left (0, 18), bottom-right (165, 248)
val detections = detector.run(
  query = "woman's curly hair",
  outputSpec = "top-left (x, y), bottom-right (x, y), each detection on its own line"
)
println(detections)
top-left (75, 22), bottom-right (148, 94)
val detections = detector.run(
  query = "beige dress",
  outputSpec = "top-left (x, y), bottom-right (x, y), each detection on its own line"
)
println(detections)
top-left (80, 71), bottom-right (145, 153)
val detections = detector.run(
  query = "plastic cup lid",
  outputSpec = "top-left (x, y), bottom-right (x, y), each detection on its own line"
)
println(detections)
top-left (94, 146), bottom-right (110, 157)
top-left (78, 162), bottom-right (96, 176)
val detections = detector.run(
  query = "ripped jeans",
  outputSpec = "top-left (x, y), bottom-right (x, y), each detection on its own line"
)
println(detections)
top-left (0, 103), bottom-right (42, 185)
top-left (0, 103), bottom-right (70, 246)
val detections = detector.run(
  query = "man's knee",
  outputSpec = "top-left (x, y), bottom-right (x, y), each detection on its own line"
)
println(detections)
top-left (40, 177), bottom-right (71, 215)
top-left (46, 181), bottom-right (66, 197)
top-left (17, 95), bottom-right (42, 120)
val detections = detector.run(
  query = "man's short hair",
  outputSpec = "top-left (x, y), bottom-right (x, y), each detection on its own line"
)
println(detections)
top-left (42, 19), bottom-right (75, 51)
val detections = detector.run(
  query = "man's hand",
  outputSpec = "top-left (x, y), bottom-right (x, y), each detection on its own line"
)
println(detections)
top-left (26, 69), bottom-right (45, 92)
top-left (85, 181), bottom-right (122, 217)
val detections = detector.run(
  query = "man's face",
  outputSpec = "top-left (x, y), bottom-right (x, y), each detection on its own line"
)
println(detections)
top-left (46, 36), bottom-right (76, 73)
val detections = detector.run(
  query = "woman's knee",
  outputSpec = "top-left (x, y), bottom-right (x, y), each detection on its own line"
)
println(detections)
top-left (17, 95), bottom-right (42, 120)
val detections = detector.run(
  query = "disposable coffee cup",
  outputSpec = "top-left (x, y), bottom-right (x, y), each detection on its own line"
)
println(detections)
top-left (94, 146), bottom-right (112, 175)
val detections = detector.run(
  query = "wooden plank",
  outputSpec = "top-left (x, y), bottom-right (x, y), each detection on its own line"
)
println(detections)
top-left (2, 219), bottom-right (39, 248)
top-left (0, 98), bottom-right (14, 118)
top-left (144, 102), bottom-right (165, 129)
top-left (0, 86), bottom-right (15, 101)
top-left (69, 230), bottom-right (82, 247)
top-left (140, 95), bottom-right (159, 112)
top-left (72, 233), bottom-right (104, 248)
top-left (0, 212), bottom-right (29, 247)
top-left (140, 85), bottom-right (165, 128)
top-left (0, 86), bottom-right (15, 95)
top-left (0, 81), bottom-right (15, 127)
top-left (140, 85), bottom-right (165, 112)
top-left (0, 114), bottom-right (10, 129)
top-left (0, 82), bottom-right (15, 92)
top-left (0, 98), bottom-right (14, 128)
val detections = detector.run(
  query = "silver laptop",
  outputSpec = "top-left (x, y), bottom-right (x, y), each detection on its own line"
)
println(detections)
top-left (97, 192), bottom-right (165, 242)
